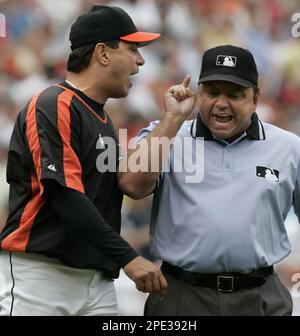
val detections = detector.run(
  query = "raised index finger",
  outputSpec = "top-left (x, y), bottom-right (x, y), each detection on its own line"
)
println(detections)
top-left (182, 75), bottom-right (191, 88)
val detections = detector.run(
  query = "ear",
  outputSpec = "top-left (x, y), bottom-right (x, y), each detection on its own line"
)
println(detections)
top-left (253, 87), bottom-right (260, 109)
top-left (94, 43), bottom-right (109, 66)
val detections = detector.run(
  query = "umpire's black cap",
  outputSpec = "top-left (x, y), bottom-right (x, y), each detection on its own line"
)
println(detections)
top-left (198, 45), bottom-right (258, 88)
top-left (69, 5), bottom-right (160, 50)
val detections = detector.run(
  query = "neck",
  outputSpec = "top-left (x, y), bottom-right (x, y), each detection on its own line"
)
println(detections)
top-left (66, 71), bottom-right (107, 104)
top-left (225, 133), bottom-right (244, 143)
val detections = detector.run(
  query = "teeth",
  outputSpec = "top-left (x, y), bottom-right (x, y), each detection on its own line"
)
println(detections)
top-left (214, 115), bottom-right (232, 123)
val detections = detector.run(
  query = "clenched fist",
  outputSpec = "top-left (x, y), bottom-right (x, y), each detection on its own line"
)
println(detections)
top-left (123, 256), bottom-right (168, 301)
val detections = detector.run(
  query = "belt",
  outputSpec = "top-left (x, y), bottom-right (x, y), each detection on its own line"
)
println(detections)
top-left (161, 262), bottom-right (274, 293)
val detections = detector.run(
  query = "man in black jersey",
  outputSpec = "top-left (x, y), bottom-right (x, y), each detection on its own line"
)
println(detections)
top-left (0, 5), bottom-right (167, 316)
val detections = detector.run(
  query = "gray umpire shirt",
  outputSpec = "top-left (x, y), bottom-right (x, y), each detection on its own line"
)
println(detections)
top-left (137, 113), bottom-right (300, 273)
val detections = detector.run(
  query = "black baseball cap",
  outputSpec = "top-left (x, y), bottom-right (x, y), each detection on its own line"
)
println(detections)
top-left (198, 45), bottom-right (258, 87)
top-left (69, 5), bottom-right (161, 50)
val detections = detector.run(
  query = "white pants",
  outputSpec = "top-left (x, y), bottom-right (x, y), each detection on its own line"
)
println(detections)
top-left (0, 251), bottom-right (119, 316)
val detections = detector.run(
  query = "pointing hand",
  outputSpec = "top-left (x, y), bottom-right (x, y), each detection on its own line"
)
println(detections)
top-left (164, 75), bottom-right (196, 121)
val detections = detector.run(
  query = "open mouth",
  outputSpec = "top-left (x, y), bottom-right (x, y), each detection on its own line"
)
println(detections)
top-left (129, 71), bottom-right (139, 79)
top-left (213, 115), bottom-right (233, 123)
top-left (128, 71), bottom-right (138, 87)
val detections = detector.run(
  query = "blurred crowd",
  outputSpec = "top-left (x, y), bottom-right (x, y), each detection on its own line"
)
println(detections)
top-left (0, 0), bottom-right (299, 315)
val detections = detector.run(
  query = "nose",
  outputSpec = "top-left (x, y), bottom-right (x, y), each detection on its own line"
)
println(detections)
top-left (215, 94), bottom-right (229, 110)
top-left (137, 50), bottom-right (145, 66)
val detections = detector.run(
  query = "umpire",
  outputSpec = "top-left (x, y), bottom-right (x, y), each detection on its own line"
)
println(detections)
top-left (118, 45), bottom-right (300, 316)
top-left (0, 5), bottom-right (167, 316)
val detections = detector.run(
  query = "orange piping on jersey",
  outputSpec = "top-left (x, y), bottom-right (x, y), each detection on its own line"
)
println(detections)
top-left (1, 174), bottom-right (44, 251)
top-left (1, 96), bottom-right (45, 251)
top-left (54, 84), bottom-right (107, 124)
top-left (57, 90), bottom-right (84, 193)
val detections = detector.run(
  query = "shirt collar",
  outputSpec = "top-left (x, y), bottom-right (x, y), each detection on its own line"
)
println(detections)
top-left (191, 112), bottom-right (265, 141)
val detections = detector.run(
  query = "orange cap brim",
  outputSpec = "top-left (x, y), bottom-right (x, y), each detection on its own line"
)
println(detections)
top-left (120, 32), bottom-right (161, 46)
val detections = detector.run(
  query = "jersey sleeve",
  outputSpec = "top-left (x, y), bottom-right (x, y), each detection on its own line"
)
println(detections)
top-left (135, 120), bottom-right (164, 189)
top-left (135, 120), bottom-right (160, 144)
top-left (26, 87), bottom-right (84, 194)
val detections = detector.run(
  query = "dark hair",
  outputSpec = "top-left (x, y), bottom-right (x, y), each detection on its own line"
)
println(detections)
top-left (253, 86), bottom-right (260, 96)
top-left (67, 40), bottom-right (120, 73)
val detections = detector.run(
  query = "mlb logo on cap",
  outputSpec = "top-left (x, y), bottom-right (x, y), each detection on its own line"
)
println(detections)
top-left (216, 55), bottom-right (237, 67)
top-left (198, 45), bottom-right (258, 87)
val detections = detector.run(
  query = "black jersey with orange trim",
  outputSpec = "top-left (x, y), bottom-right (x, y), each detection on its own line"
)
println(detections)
top-left (1, 82), bottom-right (125, 277)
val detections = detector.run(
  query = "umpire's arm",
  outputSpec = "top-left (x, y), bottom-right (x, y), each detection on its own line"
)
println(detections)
top-left (118, 76), bottom-right (195, 199)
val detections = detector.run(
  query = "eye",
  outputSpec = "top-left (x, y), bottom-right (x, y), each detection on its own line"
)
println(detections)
top-left (130, 46), bottom-right (138, 52)
top-left (227, 92), bottom-right (244, 99)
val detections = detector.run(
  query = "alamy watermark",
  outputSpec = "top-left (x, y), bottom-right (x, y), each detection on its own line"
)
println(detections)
top-left (95, 129), bottom-right (204, 184)
top-left (0, 13), bottom-right (6, 38)
top-left (291, 13), bottom-right (300, 37)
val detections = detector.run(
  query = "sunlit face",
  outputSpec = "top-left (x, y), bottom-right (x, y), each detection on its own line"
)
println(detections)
top-left (198, 81), bottom-right (258, 141)
top-left (105, 41), bottom-right (145, 98)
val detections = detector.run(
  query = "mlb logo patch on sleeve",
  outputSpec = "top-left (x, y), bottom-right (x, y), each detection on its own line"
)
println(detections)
top-left (216, 55), bottom-right (237, 67)
top-left (256, 166), bottom-right (279, 182)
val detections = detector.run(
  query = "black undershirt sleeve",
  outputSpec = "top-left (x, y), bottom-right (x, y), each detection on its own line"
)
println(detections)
top-left (43, 180), bottom-right (138, 268)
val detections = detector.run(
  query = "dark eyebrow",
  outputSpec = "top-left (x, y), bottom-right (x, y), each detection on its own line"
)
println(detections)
top-left (203, 82), bottom-right (245, 91)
